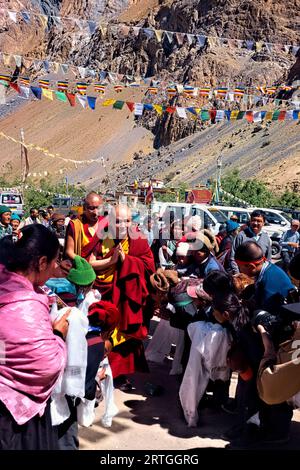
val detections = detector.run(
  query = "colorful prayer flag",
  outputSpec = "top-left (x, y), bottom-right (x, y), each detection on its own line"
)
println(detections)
top-left (102, 99), bottom-right (116, 107)
top-left (66, 92), bottom-right (76, 107)
top-left (153, 104), bottom-right (163, 115)
top-left (55, 91), bottom-right (67, 102)
top-left (216, 87), bottom-right (228, 98)
top-left (76, 95), bottom-right (87, 108)
top-left (134, 103), bottom-right (144, 116)
top-left (126, 102), bottom-right (135, 112)
top-left (10, 82), bottom-right (20, 93)
top-left (113, 100), bottom-right (125, 110)
top-left (19, 77), bottom-right (30, 87)
top-left (42, 88), bottom-right (53, 100)
top-left (199, 86), bottom-right (211, 96)
top-left (76, 82), bottom-right (88, 95)
top-left (147, 87), bottom-right (158, 95)
top-left (30, 86), bottom-right (42, 100)
top-left (87, 96), bottom-right (96, 110)
top-left (94, 83), bottom-right (106, 94)
top-left (38, 79), bottom-right (50, 89)
top-left (0, 74), bottom-right (11, 86)
top-left (57, 80), bottom-right (68, 91)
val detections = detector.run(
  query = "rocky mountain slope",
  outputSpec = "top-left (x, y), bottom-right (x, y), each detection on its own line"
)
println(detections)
top-left (0, 0), bottom-right (299, 193)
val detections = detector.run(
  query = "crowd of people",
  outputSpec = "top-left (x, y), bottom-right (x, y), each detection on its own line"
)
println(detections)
top-left (0, 193), bottom-right (300, 450)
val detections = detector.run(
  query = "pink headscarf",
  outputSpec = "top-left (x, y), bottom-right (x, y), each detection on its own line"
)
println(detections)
top-left (0, 264), bottom-right (66, 424)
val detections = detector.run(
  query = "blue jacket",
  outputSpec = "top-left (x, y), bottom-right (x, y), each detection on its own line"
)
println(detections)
top-left (255, 263), bottom-right (295, 312)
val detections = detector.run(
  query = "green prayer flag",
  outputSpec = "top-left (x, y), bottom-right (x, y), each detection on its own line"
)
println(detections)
top-left (272, 109), bottom-right (280, 121)
top-left (55, 91), bottom-right (67, 102)
top-left (237, 111), bottom-right (245, 120)
top-left (201, 110), bottom-right (210, 121)
top-left (113, 100), bottom-right (125, 110)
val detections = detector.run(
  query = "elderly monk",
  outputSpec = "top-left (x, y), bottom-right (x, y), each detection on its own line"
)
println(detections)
top-left (95, 204), bottom-right (155, 380)
top-left (66, 202), bottom-right (155, 380)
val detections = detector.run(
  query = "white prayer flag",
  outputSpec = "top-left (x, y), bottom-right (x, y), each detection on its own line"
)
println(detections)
top-left (165, 31), bottom-right (174, 43)
top-left (186, 34), bottom-right (195, 45)
top-left (253, 112), bottom-right (262, 122)
top-left (134, 103), bottom-right (144, 116)
top-left (78, 66), bottom-right (86, 79)
top-left (285, 110), bottom-right (294, 120)
top-left (176, 107), bottom-right (187, 119)
top-left (8, 11), bottom-right (17, 23)
top-left (216, 110), bottom-right (225, 121)
top-left (14, 55), bottom-right (22, 67)
top-left (19, 85), bottom-right (30, 99)
top-left (77, 95), bottom-right (87, 108)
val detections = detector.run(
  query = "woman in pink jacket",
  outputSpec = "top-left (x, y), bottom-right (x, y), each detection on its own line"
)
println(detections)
top-left (0, 224), bottom-right (68, 450)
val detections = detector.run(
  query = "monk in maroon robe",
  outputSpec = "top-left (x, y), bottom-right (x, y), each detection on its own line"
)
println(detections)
top-left (66, 201), bottom-right (155, 379)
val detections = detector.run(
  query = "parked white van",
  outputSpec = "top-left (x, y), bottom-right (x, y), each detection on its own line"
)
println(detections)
top-left (209, 205), bottom-right (291, 232)
top-left (210, 205), bottom-right (291, 258)
top-left (150, 201), bottom-right (227, 235)
top-left (0, 191), bottom-right (24, 217)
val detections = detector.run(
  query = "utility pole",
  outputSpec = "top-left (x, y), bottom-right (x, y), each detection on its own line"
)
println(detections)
top-left (215, 154), bottom-right (222, 204)
top-left (65, 175), bottom-right (69, 196)
top-left (20, 128), bottom-right (29, 188)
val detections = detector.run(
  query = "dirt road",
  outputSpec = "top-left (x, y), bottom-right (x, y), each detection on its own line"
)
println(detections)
top-left (79, 319), bottom-right (300, 451)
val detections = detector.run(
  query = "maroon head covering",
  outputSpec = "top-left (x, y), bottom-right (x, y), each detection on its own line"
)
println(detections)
top-left (88, 300), bottom-right (120, 333)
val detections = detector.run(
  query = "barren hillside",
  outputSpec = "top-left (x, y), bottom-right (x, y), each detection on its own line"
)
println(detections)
top-left (0, 0), bottom-right (299, 193)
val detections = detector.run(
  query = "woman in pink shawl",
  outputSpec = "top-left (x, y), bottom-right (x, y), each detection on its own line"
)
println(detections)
top-left (0, 224), bottom-right (68, 450)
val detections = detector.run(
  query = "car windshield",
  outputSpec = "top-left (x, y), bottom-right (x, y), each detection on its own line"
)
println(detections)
top-left (1, 194), bottom-right (22, 204)
top-left (207, 208), bottom-right (227, 223)
top-left (280, 211), bottom-right (292, 222)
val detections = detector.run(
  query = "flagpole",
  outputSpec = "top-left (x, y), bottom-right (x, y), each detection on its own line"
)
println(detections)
top-left (20, 128), bottom-right (24, 183)
top-left (20, 128), bottom-right (29, 190)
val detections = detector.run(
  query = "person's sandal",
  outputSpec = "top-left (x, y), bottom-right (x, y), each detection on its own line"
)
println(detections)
top-left (119, 380), bottom-right (133, 392)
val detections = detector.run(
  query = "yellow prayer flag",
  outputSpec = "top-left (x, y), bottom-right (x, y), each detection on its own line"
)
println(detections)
top-left (22, 58), bottom-right (32, 69)
top-left (42, 88), bottom-right (53, 100)
top-left (256, 41), bottom-right (263, 52)
top-left (153, 104), bottom-right (163, 115)
top-left (265, 111), bottom-right (273, 121)
top-left (102, 99), bottom-right (116, 106)
top-left (3, 54), bottom-right (11, 67)
top-left (230, 110), bottom-right (239, 120)
top-left (99, 23), bottom-right (108, 37)
top-left (52, 62), bottom-right (59, 74)
top-left (154, 29), bottom-right (163, 42)
top-left (39, 14), bottom-right (48, 30)
top-left (195, 108), bottom-right (201, 114)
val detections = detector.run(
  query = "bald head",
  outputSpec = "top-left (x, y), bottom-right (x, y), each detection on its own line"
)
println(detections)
top-left (235, 241), bottom-right (264, 262)
top-left (115, 204), bottom-right (132, 220)
top-left (84, 191), bottom-right (103, 207)
top-left (114, 204), bottom-right (132, 239)
top-left (83, 191), bottom-right (103, 224)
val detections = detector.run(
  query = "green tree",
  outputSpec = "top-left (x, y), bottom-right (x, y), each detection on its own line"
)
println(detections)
top-left (221, 170), bottom-right (275, 207)
top-left (23, 178), bottom-right (86, 214)
top-left (154, 182), bottom-right (188, 203)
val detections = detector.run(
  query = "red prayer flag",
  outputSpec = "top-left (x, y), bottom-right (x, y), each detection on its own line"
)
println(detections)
top-left (126, 101), bottom-right (135, 112)
top-left (245, 111), bottom-right (253, 123)
top-left (10, 82), bottom-right (20, 93)
top-left (66, 92), bottom-right (76, 107)
top-left (278, 110), bottom-right (286, 121)
top-left (166, 106), bottom-right (176, 114)
top-left (209, 109), bottom-right (217, 122)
